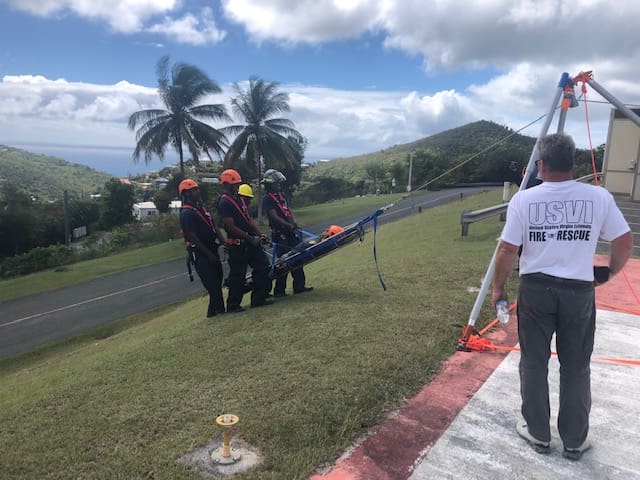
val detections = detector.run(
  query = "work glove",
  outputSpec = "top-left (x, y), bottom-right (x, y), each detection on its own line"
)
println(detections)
top-left (248, 236), bottom-right (261, 247)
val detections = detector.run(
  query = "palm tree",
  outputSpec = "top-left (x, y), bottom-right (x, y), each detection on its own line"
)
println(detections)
top-left (223, 76), bottom-right (303, 220)
top-left (128, 55), bottom-right (230, 177)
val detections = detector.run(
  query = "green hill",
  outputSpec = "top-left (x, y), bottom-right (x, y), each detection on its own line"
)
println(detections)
top-left (0, 145), bottom-right (113, 201)
top-left (305, 120), bottom-right (536, 186)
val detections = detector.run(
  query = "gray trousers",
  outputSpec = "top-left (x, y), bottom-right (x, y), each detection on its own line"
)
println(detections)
top-left (517, 273), bottom-right (595, 448)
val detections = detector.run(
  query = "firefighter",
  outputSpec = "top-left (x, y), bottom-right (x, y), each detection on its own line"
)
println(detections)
top-left (217, 169), bottom-right (272, 312)
top-left (261, 169), bottom-right (313, 297)
top-left (178, 179), bottom-right (226, 317)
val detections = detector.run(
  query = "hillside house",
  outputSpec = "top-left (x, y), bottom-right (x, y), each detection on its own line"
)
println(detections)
top-left (132, 201), bottom-right (158, 221)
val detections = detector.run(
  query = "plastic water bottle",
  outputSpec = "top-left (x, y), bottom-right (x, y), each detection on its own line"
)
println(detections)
top-left (496, 300), bottom-right (510, 324)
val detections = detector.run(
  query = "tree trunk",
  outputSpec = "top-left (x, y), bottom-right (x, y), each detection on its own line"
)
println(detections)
top-left (178, 136), bottom-right (185, 177)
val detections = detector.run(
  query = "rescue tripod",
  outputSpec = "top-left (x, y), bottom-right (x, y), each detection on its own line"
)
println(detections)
top-left (459, 70), bottom-right (640, 350)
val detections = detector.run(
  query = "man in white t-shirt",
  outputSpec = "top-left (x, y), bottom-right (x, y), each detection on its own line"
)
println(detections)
top-left (492, 133), bottom-right (633, 461)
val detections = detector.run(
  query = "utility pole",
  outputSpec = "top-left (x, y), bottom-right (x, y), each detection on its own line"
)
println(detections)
top-left (63, 190), bottom-right (71, 245)
top-left (256, 153), bottom-right (264, 224)
top-left (407, 152), bottom-right (413, 192)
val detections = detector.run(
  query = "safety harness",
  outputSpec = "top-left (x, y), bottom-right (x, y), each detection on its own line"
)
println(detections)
top-left (220, 193), bottom-right (255, 247)
top-left (267, 192), bottom-right (294, 231)
top-left (181, 202), bottom-right (219, 282)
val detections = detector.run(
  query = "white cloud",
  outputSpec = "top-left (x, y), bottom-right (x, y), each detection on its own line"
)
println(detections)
top-left (0, 75), bottom-right (160, 146)
top-left (222, 0), bottom-right (640, 74)
top-left (3, 0), bottom-right (225, 45)
top-left (221, 0), bottom-right (383, 43)
top-left (4, 0), bottom-right (179, 32)
top-left (146, 7), bottom-right (227, 46)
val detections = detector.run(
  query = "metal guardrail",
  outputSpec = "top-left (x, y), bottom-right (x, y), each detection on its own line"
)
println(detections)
top-left (460, 203), bottom-right (508, 236)
top-left (459, 174), bottom-right (605, 237)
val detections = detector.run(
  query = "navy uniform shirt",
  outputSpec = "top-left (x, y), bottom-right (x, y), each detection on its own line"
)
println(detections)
top-left (180, 203), bottom-right (218, 247)
top-left (261, 192), bottom-right (293, 232)
top-left (217, 193), bottom-right (253, 238)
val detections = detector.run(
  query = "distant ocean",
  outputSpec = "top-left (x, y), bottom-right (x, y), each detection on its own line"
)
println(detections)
top-left (7, 143), bottom-right (180, 177)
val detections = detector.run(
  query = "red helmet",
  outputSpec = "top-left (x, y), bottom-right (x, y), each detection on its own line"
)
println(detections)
top-left (178, 179), bottom-right (199, 195)
top-left (326, 225), bottom-right (344, 236)
top-left (220, 169), bottom-right (242, 185)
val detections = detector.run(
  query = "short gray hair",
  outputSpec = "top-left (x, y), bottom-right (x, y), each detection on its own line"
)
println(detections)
top-left (537, 133), bottom-right (575, 172)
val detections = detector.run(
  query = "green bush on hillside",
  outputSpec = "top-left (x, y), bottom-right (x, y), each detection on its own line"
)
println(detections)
top-left (0, 244), bottom-right (74, 278)
top-left (0, 214), bottom-right (183, 279)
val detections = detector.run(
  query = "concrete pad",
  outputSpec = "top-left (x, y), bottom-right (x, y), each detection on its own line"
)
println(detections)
top-left (179, 437), bottom-right (261, 478)
top-left (409, 308), bottom-right (640, 480)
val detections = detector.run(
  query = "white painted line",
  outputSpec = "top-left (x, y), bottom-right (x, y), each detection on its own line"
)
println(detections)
top-left (0, 272), bottom-right (186, 328)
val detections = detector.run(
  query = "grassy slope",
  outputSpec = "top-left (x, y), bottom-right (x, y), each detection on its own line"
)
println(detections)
top-left (0, 191), bottom-right (513, 480)
top-left (292, 193), bottom-right (405, 226)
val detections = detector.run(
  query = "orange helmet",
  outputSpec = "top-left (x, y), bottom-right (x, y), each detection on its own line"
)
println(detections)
top-left (178, 179), bottom-right (199, 195)
top-left (220, 169), bottom-right (242, 185)
top-left (326, 225), bottom-right (344, 236)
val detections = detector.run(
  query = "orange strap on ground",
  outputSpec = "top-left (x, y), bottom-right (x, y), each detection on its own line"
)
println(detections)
top-left (462, 337), bottom-right (640, 367)
top-left (621, 269), bottom-right (640, 306)
top-left (595, 301), bottom-right (640, 316)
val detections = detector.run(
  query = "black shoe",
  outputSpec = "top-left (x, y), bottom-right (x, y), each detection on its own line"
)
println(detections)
top-left (294, 286), bottom-right (314, 294)
top-left (274, 291), bottom-right (287, 298)
top-left (251, 299), bottom-right (274, 308)
top-left (227, 306), bottom-right (246, 314)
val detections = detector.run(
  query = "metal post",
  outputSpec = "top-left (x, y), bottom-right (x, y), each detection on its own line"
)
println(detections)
top-left (464, 75), bottom-right (565, 332)
top-left (587, 78), bottom-right (640, 128)
top-left (557, 108), bottom-right (568, 134)
top-left (502, 182), bottom-right (510, 202)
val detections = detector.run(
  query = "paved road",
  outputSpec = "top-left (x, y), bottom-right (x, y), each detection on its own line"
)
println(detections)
top-left (0, 186), bottom-right (497, 358)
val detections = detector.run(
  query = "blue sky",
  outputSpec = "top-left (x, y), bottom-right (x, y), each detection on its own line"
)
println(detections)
top-left (1, 0), bottom-right (639, 176)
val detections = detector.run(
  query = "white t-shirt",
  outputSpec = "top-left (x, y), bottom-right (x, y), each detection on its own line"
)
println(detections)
top-left (501, 180), bottom-right (630, 281)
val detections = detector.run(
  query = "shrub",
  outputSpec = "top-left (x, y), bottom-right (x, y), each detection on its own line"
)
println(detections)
top-left (0, 244), bottom-right (74, 278)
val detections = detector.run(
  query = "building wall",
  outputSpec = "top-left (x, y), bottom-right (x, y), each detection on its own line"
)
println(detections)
top-left (603, 108), bottom-right (640, 199)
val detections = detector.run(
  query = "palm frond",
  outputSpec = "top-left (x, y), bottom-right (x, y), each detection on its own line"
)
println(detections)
top-left (133, 121), bottom-right (171, 164)
top-left (133, 115), bottom-right (175, 143)
top-left (224, 130), bottom-right (252, 166)
top-left (187, 118), bottom-right (229, 160)
top-left (188, 104), bottom-right (230, 122)
top-left (127, 109), bottom-right (170, 130)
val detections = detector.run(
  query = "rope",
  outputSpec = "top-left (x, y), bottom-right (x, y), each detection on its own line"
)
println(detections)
top-left (491, 344), bottom-right (640, 367)
top-left (371, 211), bottom-right (387, 291)
top-left (579, 81), bottom-right (600, 186)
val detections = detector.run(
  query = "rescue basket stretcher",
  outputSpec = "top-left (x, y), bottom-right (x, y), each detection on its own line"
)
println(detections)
top-left (267, 203), bottom-right (393, 289)
top-left (269, 221), bottom-right (366, 278)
